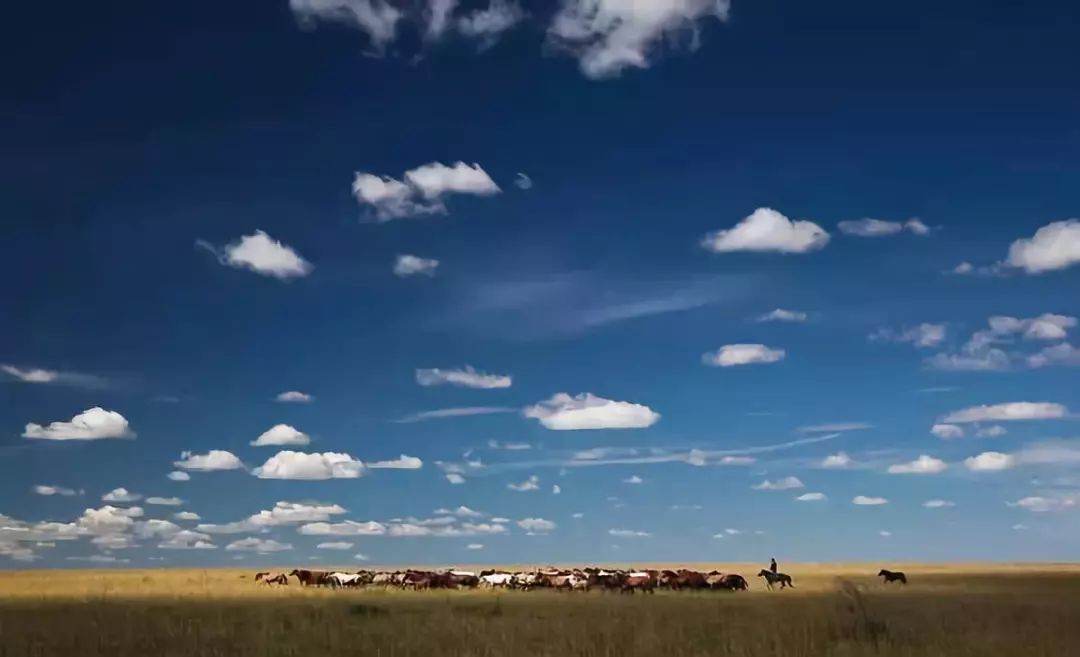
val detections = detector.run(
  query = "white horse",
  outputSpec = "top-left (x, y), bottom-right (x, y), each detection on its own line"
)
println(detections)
top-left (481, 573), bottom-right (514, 588)
top-left (328, 572), bottom-right (364, 588)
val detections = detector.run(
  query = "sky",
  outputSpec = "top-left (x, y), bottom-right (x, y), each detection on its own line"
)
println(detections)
top-left (2, 0), bottom-right (1080, 568)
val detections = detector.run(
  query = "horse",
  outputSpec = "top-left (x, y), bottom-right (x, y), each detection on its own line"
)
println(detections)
top-left (254, 572), bottom-right (270, 582)
top-left (717, 574), bottom-right (749, 591)
top-left (289, 569), bottom-right (329, 587)
top-left (878, 569), bottom-right (907, 585)
top-left (757, 569), bottom-right (794, 590)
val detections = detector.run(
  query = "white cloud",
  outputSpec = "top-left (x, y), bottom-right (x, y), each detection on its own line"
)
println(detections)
top-left (796, 492), bottom-right (826, 502)
top-left (467, 543), bottom-right (484, 550)
top-left (1, 365), bottom-right (106, 388)
top-left (23, 407), bottom-right (133, 441)
top-left (77, 505), bottom-right (144, 535)
top-left (870, 323), bottom-right (947, 348)
top-left (799, 423), bottom-right (872, 433)
top-left (159, 530), bottom-right (216, 550)
top-left (942, 402), bottom-right (1068, 424)
top-left (135, 519), bottom-right (183, 539)
top-left (394, 254), bottom-right (440, 277)
top-left (488, 440), bottom-right (532, 450)
top-left (299, 521), bottom-right (387, 536)
top-left (67, 554), bottom-right (129, 564)
top-left (1014, 440), bottom-right (1080, 467)
top-left (507, 475), bottom-right (540, 492)
top-left (548, 0), bottom-right (731, 79)
top-left (1007, 496), bottom-right (1076, 512)
top-left (524, 392), bottom-right (660, 430)
top-left (514, 172), bottom-right (532, 190)
top-left (276, 390), bottom-right (313, 403)
top-left (445, 473), bottom-right (466, 485)
top-left (964, 451), bottom-right (1015, 472)
top-left (101, 488), bottom-right (141, 503)
top-left (953, 262), bottom-right (975, 274)
top-left (433, 506), bottom-right (484, 518)
top-left (396, 406), bottom-right (517, 423)
top-left (718, 455), bottom-right (756, 466)
top-left (552, 484), bottom-right (562, 495)
top-left (174, 450), bottom-right (244, 471)
top-left (167, 471), bottom-right (191, 481)
top-left (209, 230), bottom-right (312, 279)
top-left (623, 475), bottom-right (643, 485)
top-left (923, 500), bottom-right (955, 508)
top-left (701, 207), bottom-right (829, 254)
top-left (976, 425), bottom-right (1008, 438)
top-left (931, 423), bottom-right (964, 439)
top-left (608, 529), bottom-right (651, 537)
top-left (1005, 219), bottom-right (1080, 273)
top-left (251, 424), bottom-right (311, 447)
top-left (456, 0), bottom-right (525, 43)
top-left (887, 455), bottom-right (947, 475)
top-left (757, 308), bottom-right (807, 323)
top-left (416, 366), bottom-right (511, 389)
top-left (91, 534), bottom-right (138, 550)
top-left (174, 511), bottom-right (200, 521)
top-left (353, 161), bottom-right (499, 220)
top-left (252, 451), bottom-right (364, 480)
top-left (146, 497), bottom-right (183, 507)
top-left (837, 218), bottom-right (929, 237)
top-left (33, 485), bottom-right (77, 496)
top-left (290, 0), bottom-right (404, 50)
top-left (1028, 343), bottom-right (1080, 368)
top-left (753, 476), bottom-right (804, 491)
top-left (316, 541), bottom-right (354, 550)
top-left (853, 496), bottom-right (888, 506)
top-left (517, 517), bottom-right (555, 532)
top-left (225, 537), bottom-right (293, 553)
top-left (368, 454), bottom-right (423, 469)
top-left (879, 530), bottom-right (892, 537)
top-left (354, 553), bottom-right (370, 561)
top-left (819, 452), bottom-right (852, 468)
top-left (702, 343), bottom-right (785, 367)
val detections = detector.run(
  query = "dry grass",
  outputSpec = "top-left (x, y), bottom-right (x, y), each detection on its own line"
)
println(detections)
top-left (1, 564), bottom-right (1078, 656)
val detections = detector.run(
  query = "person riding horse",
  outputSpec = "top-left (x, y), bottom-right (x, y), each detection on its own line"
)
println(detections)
top-left (770, 558), bottom-right (777, 574)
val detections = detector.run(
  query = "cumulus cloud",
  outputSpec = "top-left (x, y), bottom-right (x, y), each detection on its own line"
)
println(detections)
top-left (524, 392), bottom-right (660, 430)
top-left (931, 424), bottom-right (964, 439)
top-left (290, 0), bottom-right (404, 50)
top-left (101, 488), bottom-right (141, 503)
top-left (135, 519), bottom-right (183, 539)
top-left (927, 314), bottom-right (1077, 371)
top-left (517, 517), bottom-right (555, 533)
top-left (507, 475), bottom-right (540, 492)
top-left (394, 254), bottom-right (440, 277)
top-left (276, 391), bottom-right (313, 403)
top-left (225, 537), bottom-right (293, 553)
top-left (77, 505), bottom-right (144, 535)
top-left (623, 475), bottom-right (644, 485)
top-left (757, 308), bottom-right (807, 323)
top-left (548, 0), bottom-right (731, 78)
top-left (923, 500), bottom-right (955, 508)
top-left (701, 208), bottom-right (829, 254)
top-left (702, 343), bottom-right (785, 367)
top-left (964, 451), bottom-right (1015, 472)
top-left (91, 534), bottom-right (138, 550)
top-left (870, 323), bottom-right (946, 348)
top-left (467, 543), bottom-right (484, 550)
top-left (299, 520), bottom-right (387, 536)
top-left (1007, 496), bottom-right (1076, 512)
top-left (368, 454), bottom-right (423, 469)
top-left (252, 451), bottom-right (365, 480)
top-left (608, 529), bottom-right (651, 537)
top-left (416, 366), bottom-right (511, 389)
top-left (852, 496), bottom-right (888, 506)
top-left (1028, 343), bottom-right (1080, 368)
top-left (1005, 219), bottom-right (1080, 273)
top-left (146, 497), bottom-right (183, 506)
top-left (456, 0), bottom-right (525, 44)
top-left (433, 506), bottom-right (484, 518)
top-left (445, 473), bottom-right (466, 485)
top-left (202, 230), bottom-right (312, 279)
top-left (753, 476), bottom-right (804, 491)
top-left (251, 424), bottom-right (311, 447)
top-left (976, 425), bottom-right (1008, 438)
top-left (887, 455), bottom-right (947, 475)
top-left (174, 511), bottom-right (200, 521)
top-left (167, 471), bottom-right (191, 482)
top-left (796, 492), bottom-right (826, 502)
top-left (23, 407), bottom-right (133, 441)
top-left (317, 541), bottom-right (354, 550)
top-left (174, 450), bottom-right (243, 471)
top-left (33, 485), bottom-right (77, 497)
top-left (837, 218), bottom-right (929, 237)
top-left (942, 402), bottom-right (1068, 424)
top-left (1, 364), bottom-right (106, 388)
top-left (354, 161), bottom-right (500, 220)
top-left (820, 452), bottom-right (852, 468)
top-left (158, 530), bottom-right (216, 550)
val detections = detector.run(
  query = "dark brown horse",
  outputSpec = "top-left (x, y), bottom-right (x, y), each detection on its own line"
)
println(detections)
top-left (717, 574), bottom-right (749, 591)
top-left (878, 569), bottom-right (907, 584)
top-left (288, 569), bottom-right (329, 586)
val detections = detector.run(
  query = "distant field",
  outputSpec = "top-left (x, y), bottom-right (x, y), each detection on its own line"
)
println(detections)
top-left (1, 564), bottom-right (1078, 656)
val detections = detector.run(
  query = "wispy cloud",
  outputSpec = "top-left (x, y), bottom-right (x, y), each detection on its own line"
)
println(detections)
top-left (394, 406), bottom-right (517, 423)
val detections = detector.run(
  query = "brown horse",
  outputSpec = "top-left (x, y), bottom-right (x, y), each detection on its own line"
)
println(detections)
top-left (878, 569), bottom-right (907, 584)
top-left (717, 574), bottom-right (749, 591)
top-left (288, 569), bottom-right (329, 586)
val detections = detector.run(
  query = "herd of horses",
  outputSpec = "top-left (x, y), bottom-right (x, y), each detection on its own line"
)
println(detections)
top-left (252, 567), bottom-right (908, 591)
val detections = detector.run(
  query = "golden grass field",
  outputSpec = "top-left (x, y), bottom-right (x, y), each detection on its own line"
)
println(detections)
top-left (1, 563), bottom-right (1078, 656)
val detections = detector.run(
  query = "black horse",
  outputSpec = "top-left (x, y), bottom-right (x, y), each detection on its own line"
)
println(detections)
top-left (878, 569), bottom-right (907, 584)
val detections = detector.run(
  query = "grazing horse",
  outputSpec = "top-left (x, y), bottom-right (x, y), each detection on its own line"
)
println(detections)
top-left (757, 569), bottom-right (794, 590)
top-left (878, 569), bottom-right (907, 585)
top-left (717, 574), bottom-right (749, 591)
top-left (289, 569), bottom-right (329, 587)
top-left (259, 573), bottom-right (288, 586)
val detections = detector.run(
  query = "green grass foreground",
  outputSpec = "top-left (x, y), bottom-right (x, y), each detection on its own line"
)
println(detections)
top-left (1, 565), bottom-right (1078, 656)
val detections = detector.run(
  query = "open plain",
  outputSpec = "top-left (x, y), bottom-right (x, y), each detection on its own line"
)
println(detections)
top-left (1, 563), bottom-right (1078, 657)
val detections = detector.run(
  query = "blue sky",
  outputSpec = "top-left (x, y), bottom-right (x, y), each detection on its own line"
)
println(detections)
top-left (3, 0), bottom-right (1080, 568)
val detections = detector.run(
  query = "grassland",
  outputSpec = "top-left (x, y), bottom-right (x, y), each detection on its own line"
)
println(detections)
top-left (1, 563), bottom-right (1078, 656)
